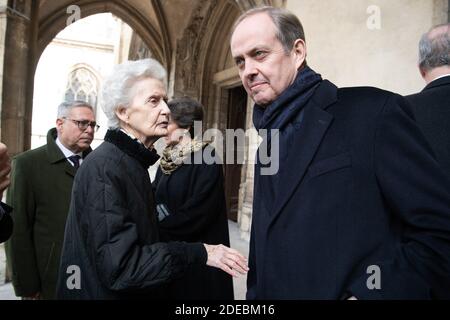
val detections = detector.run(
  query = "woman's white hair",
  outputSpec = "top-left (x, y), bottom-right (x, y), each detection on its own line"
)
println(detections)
top-left (101, 58), bottom-right (167, 129)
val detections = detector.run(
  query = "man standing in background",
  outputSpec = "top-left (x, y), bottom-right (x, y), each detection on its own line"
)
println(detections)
top-left (406, 23), bottom-right (450, 176)
top-left (6, 101), bottom-right (97, 299)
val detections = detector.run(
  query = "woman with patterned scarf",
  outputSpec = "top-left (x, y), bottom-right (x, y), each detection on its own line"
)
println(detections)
top-left (154, 97), bottom-right (234, 300)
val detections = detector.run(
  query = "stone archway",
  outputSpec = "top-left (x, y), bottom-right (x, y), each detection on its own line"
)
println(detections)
top-left (1, 0), bottom-right (171, 156)
top-left (1, 0), bottom-right (39, 156)
top-left (37, 1), bottom-right (169, 67)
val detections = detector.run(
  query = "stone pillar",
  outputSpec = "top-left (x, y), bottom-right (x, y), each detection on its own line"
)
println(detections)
top-left (237, 97), bottom-right (259, 241)
top-left (448, 0), bottom-right (450, 21)
top-left (0, 0), bottom-right (8, 118)
top-left (0, 0), bottom-right (38, 156)
top-left (432, 0), bottom-right (449, 25)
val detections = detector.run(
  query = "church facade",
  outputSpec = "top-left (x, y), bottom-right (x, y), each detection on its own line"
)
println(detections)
top-left (0, 0), bottom-right (448, 240)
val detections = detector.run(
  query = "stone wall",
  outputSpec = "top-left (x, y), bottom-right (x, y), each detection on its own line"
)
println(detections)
top-left (0, 0), bottom-right (7, 137)
top-left (1, 0), bottom-right (448, 243)
top-left (286, 0), bottom-right (449, 95)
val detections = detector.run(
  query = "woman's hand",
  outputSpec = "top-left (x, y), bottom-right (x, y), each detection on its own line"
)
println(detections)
top-left (204, 244), bottom-right (249, 277)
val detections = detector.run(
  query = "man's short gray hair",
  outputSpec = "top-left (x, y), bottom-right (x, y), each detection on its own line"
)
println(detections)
top-left (57, 100), bottom-right (94, 118)
top-left (419, 23), bottom-right (450, 72)
top-left (101, 58), bottom-right (167, 129)
top-left (233, 6), bottom-right (306, 54)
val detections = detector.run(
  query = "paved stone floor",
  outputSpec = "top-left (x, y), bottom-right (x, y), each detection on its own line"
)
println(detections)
top-left (0, 221), bottom-right (249, 300)
top-left (0, 243), bottom-right (18, 300)
top-left (228, 220), bottom-right (249, 300)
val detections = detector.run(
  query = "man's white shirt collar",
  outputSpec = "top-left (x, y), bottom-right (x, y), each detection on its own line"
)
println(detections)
top-left (56, 137), bottom-right (83, 167)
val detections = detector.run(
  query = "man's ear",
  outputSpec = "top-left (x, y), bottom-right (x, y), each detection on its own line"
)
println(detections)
top-left (56, 118), bottom-right (64, 131)
top-left (419, 66), bottom-right (427, 79)
top-left (292, 39), bottom-right (307, 69)
top-left (115, 105), bottom-right (129, 123)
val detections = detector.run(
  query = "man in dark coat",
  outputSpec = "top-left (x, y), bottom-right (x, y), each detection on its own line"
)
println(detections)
top-left (406, 23), bottom-right (450, 177)
top-left (230, 7), bottom-right (450, 299)
top-left (0, 142), bottom-right (13, 244)
top-left (6, 101), bottom-right (96, 299)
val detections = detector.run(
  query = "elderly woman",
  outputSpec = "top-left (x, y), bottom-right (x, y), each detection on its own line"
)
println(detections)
top-left (56, 59), bottom-right (247, 299)
top-left (154, 97), bottom-right (233, 300)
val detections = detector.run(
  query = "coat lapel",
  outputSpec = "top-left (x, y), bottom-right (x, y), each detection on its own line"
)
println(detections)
top-left (65, 163), bottom-right (77, 177)
top-left (64, 149), bottom-right (91, 177)
top-left (268, 80), bottom-right (337, 226)
top-left (45, 127), bottom-right (92, 178)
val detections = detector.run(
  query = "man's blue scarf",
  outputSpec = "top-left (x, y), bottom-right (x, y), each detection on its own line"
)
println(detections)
top-left (252, 66), bottom-right (322, 131)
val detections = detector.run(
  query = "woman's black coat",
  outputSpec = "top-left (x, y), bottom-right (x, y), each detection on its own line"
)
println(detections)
top-left (56, 130), bottom-right (206, 299)
top-left (154, 147), bottom-right (234, 300)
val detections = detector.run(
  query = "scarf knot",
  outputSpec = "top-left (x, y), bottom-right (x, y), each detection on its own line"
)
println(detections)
top-left (253, 67), bottom-right (322, 131)
top-left (160, 138), bottom-right (208, 175)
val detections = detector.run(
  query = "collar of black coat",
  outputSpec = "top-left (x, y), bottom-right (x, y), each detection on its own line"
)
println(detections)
top-left (252, 67), bottom-right (323, 130)
top-left (308, 79), bottom-right (338, 111)
top-left (46, 128), bottom-right (92, 164)
top-left (423, 74), bottom-right (450, 91)
top-left (253, 67), bottom-right (338, 131)
top-left (104, 129), bottom-right (160, 169)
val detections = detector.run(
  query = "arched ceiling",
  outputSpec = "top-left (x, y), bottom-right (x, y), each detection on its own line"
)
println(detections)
top-left (37, 0), bottom-right (178, 68)
top-left (36, 0), bottom-right (285, 86)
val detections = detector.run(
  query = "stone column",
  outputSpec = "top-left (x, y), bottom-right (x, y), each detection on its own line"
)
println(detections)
top-left (432, 0), bottom-right (449, 25)
top-left (448, 0), bottom-right (450, 21)
top-left (0, 0), bottom-right (39, 156)
top-left (0, 1), bottom-right (8, 120)
top-left (237, 98), bottom-right (257, 241)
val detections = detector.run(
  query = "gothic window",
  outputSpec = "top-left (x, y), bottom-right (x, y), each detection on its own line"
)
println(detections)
top-left (64, 67), bottom-right (98, 109)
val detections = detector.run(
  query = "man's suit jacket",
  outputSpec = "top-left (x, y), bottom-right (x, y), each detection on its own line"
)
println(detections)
top-left (248, 80), bottom-right (450, 299)
top-left (5, 128), bottom-right (90, 299)
top-left (406, 75), bottom-right (450, 177)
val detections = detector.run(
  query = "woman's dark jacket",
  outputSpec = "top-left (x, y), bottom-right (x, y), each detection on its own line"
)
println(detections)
top-left (154, 147), bottom-right (233, 299)
top-left (56, 129), bottom-right (206, 299)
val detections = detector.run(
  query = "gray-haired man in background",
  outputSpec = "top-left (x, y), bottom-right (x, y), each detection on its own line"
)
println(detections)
top-left (6, 101), bottom-right (97, 299)
top-left (406, 23), bottom-right (450, 177)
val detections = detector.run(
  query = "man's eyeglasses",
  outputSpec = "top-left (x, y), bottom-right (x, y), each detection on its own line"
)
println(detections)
top-left (63, 118), bottom-right (100, 132)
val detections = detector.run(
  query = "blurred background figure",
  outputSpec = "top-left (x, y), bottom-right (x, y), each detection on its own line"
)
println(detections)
top-left (6, 101), bottom-right (96, 299)
top-left (406, 23), bottom-right (450, 177)
top-left (154, 97), bottom-right (234, 300)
